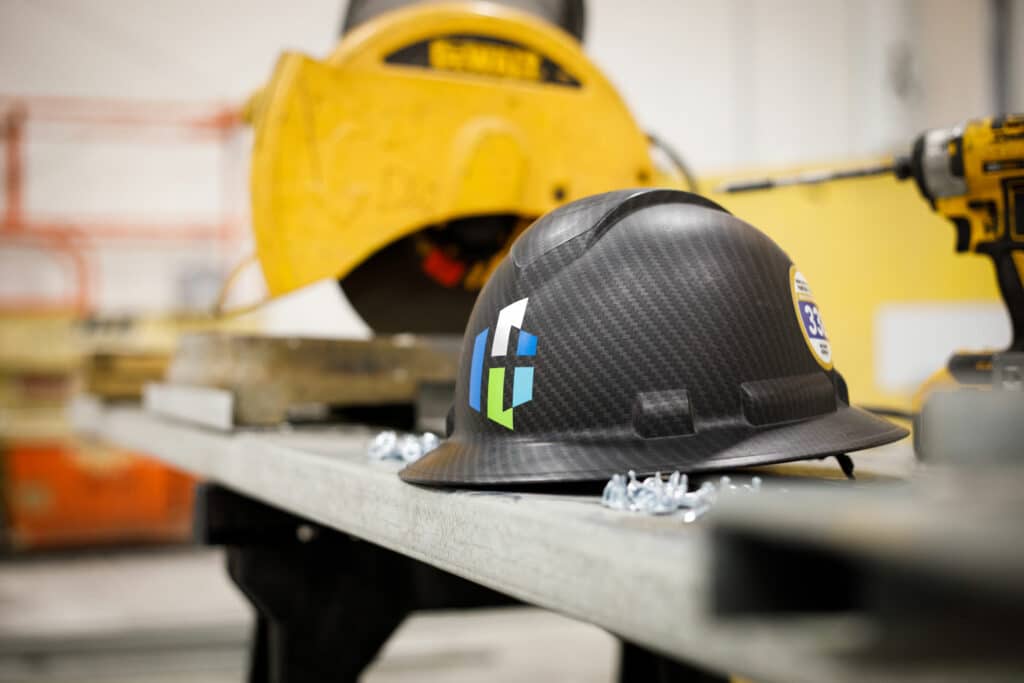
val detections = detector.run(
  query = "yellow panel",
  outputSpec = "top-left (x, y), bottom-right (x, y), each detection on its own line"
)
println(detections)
top-left (706, 172), bottom-right (1000, 410)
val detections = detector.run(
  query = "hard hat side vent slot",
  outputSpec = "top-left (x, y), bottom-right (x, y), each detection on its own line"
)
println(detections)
top-left (740, 374), bottom-right (837, 427)
top-left (631, 389), bottom-right (695, 438)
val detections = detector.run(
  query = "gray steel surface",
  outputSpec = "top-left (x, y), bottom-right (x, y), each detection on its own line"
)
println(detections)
top-left (74, 399), bottom-right (1022, 682)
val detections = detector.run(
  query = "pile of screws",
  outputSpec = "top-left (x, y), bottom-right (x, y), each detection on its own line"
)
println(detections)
top-left (367, 430), bottom-right (441, 464)
top-left (601, 471), bottom-right (762, 522)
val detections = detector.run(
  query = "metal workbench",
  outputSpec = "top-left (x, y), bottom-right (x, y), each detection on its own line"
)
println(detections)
top-left (71, 396), bottom-right (1023, 683)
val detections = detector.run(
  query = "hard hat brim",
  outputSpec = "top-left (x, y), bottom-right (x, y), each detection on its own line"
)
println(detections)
top-left (399, 403), bottom-right (908, 486)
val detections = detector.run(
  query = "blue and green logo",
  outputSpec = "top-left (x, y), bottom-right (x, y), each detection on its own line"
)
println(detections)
top-left (468, 298), bottom-right (536, 430)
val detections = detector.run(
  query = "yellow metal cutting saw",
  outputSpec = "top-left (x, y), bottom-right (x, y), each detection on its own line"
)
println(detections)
top-left (243, 0), bottom-right (689, 332)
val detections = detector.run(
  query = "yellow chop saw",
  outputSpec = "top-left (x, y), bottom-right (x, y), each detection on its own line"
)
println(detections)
top-left (242, 0), bottom-right (691, 332)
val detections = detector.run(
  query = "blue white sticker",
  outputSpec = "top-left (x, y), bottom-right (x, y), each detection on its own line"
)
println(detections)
top-left (790, 267), bottom-right (832, 369)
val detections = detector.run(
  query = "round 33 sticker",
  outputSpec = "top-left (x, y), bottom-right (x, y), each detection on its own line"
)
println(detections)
top-left (789, 266), bottom-right (832, 369)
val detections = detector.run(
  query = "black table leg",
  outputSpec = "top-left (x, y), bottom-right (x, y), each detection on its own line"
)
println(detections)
top-left (618, 640), bottom-right (730, 682)
top-left (195, 483), bottom-right (513, 683)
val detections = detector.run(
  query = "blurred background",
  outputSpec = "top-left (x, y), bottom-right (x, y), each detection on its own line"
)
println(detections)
top-left (0, 0), bottom-right (1021, 681)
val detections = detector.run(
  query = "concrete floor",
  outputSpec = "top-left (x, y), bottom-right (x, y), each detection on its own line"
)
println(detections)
top-left (0, 547), bottom-right (618, 682)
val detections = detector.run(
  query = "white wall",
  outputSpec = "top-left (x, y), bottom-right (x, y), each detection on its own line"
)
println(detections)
top-left (0, 0), bottom-right (1003, 333)
top-left (589, 0), bottom-right (994, 170)
top-left (1012, 0), bottom-right (1024, 110)
top-left (0, 0), bottom-right (344, 101)
top-left (911, 0), bottom-right (993, 128)
top-left (590, 0), bottom-right (916, 169)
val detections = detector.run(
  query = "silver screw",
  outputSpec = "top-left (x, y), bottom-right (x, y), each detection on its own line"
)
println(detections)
top-left (367, 431), bottom-right (398, 460)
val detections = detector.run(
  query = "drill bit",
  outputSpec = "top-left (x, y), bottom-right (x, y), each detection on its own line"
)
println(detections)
top-left (716, 161), bottom-right (900, 194)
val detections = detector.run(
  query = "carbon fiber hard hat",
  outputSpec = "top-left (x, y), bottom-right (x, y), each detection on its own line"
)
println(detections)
top-left (400, 189), bottom-right (907, 486)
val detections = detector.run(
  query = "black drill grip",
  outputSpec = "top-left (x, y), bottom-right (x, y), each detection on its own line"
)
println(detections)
top-left (992, 251), bottom-right (1024, 352)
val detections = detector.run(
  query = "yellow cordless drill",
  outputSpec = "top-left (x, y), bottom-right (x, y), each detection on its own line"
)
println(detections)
top-left (894, 114), bottom-right (1024, 351)
top-left (720, 114), bottom-right (1024, 462)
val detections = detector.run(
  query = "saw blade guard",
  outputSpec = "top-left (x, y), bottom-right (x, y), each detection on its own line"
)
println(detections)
top-left (247, 1), bottom-right (678, 300)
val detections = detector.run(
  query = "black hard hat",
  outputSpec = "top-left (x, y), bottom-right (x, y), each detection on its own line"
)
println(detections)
top-left (400, 189), bottom-right (907, 486)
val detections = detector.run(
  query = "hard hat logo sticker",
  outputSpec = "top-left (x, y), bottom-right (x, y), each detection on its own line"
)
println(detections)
top-left (468, 298), bottom-right (536, 430)
top-left (790, 267), bottom-right (833, 369)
